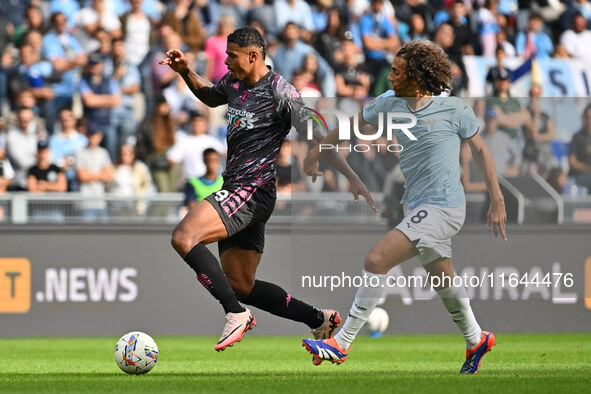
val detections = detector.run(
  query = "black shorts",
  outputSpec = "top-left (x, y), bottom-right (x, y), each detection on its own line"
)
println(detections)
top-left (204, 184), bottom-right (276, 255)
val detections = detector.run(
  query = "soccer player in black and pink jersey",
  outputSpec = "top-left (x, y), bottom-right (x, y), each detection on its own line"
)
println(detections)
top-left (160, 27), bottom-right (376, 352)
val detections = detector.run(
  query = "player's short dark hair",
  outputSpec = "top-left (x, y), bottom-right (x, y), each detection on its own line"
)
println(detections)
top-left (227, 27), bottom-right (266, 60)
top-left (396, 40), bottom-right (453, 96)
top-left (203, 148), bottom-right (219, 160)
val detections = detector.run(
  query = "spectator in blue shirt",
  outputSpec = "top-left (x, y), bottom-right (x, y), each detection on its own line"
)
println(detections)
top-left (41, 12), bottom-right (87, 133)
top-left (50, 0), bottom-right (80, 27)
top-left (8, 43), bottom-right (54, 113)
top-left (274, 0), bottom-right (314, 38)
top-left (272, 22), bottom-right (335, 96)
top-left (79, 53), bottom-right (121, 160)
top-left (515, 13), bottom-right (554, 58)
top-left (358, 0), bottom-right (399, 83)
top-left (49, 108), bottom-right (88, 191)
top-left (110, 37), bottom-right (141, 148)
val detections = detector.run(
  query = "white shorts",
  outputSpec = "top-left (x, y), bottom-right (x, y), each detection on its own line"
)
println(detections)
top-left (395, 204), bottom-right (466, 265)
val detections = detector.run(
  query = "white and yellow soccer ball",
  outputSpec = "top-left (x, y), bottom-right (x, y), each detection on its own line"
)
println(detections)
top-left (114, 331), bottom-right (159, 374)
top-left (366, 307), bottom-right (389, 337)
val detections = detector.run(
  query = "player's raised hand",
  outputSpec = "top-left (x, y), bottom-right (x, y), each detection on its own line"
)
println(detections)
top-left (159, 49), bottom-right (189, 74)
top-left (349, 175), bottom-right (378, 213)
top-left (487, 200), bottom-right (507, 241)
top-left (303, 150), bottom-right (323, 183)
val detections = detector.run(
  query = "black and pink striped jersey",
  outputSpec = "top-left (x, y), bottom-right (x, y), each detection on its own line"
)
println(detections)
top-left (206, 70), bottom-right (310, 190)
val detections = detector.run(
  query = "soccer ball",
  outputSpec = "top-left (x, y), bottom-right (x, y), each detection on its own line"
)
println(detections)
top-left (114, 331), bottom-right (159, 374)
top-left (366, 307), bottom-right (389, 337)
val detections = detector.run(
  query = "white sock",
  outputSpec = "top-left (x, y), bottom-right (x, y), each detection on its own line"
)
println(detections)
top-left (436, 286), bottom-right (482, 349)
top-left (334, 270), bottom-right (387, 350)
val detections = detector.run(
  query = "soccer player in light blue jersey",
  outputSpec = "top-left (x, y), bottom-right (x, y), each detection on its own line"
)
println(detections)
top-left (302, 40), bottom-right (507, 374)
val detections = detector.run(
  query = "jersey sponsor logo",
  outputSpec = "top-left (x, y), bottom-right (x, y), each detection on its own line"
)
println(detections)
top-left (227, 106), bottom-right (255, 130)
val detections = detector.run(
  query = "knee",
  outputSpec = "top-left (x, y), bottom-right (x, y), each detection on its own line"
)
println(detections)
top-left (364, 251), bottom-right (387, 275)
top-left (226, 275), bottom-right (254, 302)
top-left (171, 225), bottom-right (201, 257)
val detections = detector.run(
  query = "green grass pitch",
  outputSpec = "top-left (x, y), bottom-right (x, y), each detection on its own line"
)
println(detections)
top-left (1, 333), bottom-right (590, 393)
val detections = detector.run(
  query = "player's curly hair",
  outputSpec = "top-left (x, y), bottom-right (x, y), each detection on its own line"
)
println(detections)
top-left (227, 27), bottom-right (266, 60)
top-left (396, 40), bottom-right (453, 96)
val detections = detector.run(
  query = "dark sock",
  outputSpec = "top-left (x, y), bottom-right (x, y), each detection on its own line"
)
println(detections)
top-left (184, 243), bottom-right (245, 314)
top-left (243, 280), bottom-right (324, 329)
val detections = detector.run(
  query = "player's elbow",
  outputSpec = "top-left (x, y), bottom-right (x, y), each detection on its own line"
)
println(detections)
top-left (470, 144), bottom-right (485, 161)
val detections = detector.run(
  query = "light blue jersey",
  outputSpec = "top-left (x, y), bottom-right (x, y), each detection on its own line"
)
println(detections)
top-left (362, 91), bottom-right (478, 209)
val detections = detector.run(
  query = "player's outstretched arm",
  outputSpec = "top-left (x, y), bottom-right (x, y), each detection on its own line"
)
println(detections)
top-left (159, 48), bottom-right (218, 107)
top-left (303, 112), bottom-right (367, 178)
top-left (303, 113), bottom-right (377, 213)
top-left (319, 149), bottom-right (377, 213)
top-left (467, 133), bottom-right (508, 241)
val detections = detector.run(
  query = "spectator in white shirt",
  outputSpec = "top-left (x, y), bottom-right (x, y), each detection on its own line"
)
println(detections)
top-left (167, 112), bottom-right (226, 181)
top-left (0, 144), bottom-right (15, 193)
top-left (74, 0), bottom-right (122, 54)
top-left (560, 13), bottom-right (591, 61)
top-left (6, 107), bottom-right (39, 190)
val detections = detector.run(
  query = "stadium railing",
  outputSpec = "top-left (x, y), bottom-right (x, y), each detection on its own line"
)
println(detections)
top-left (0, 192), bottom-right (387, 225)
top-left (0, 191), bottom-right (588, 225)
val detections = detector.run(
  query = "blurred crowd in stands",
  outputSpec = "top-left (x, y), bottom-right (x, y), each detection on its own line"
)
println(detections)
top-left (0, 0), bottom-right (590, 213)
